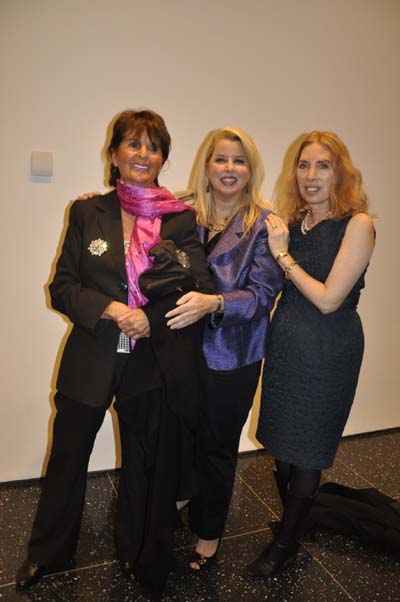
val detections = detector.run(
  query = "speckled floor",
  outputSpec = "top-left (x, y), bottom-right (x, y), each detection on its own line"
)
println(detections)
top-left (1, 429), bottom-right (399, 602)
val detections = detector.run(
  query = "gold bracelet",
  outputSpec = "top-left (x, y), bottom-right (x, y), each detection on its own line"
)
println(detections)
top-left (215, 294), bottom-right (223, 313)
top-left (284, 260), bottom-right (299, 280)
top-left (275, 250), bottom-right (289, 262)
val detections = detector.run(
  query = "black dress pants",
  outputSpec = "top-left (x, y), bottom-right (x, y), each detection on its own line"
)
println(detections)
top-left (28, 394), bottom-right (110, 566)
top-left (189, 361), bottom-right (261, 540)
top-left (115, 387), bottom-right (187, 593)
top-left (27, 354), bottom-right (130, 567)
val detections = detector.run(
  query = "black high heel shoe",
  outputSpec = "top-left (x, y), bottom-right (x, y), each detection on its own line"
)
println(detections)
top-left (15, 559), bottom-right (44, 591)
top-left (16, 557), bottom-right (76, 591)
top-left (120, 560), bottom-right (135, 579)
top-left (189, 539), bottom-right (220, 572)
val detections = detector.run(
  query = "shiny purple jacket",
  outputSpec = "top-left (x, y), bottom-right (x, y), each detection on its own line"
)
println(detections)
top-left (199, 209), bottom-right (283, 371)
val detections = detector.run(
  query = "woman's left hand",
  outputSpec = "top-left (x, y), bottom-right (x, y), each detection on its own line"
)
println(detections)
top-left (117, 308), bottom-right (150, 340)
top-left (265, 214), bottom-right (290, 258)
top-left (165, 292), bottom-right (218, 329)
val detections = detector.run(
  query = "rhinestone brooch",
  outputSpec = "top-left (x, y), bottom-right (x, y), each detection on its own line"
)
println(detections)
top-left (176, 249), bottom-right (191, 269)
top-left (88, 239), bottom-right (108, 256)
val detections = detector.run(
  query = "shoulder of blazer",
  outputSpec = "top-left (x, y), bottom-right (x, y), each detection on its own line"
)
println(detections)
top-left (245, 208), bottom-right (271, 238)
top-left (255, 208), bottom-right (271, 228)
top-left (70, 189), bottom-right (120, 219)
top-left (160, 209), bottom-right (196, 235)
top-left (222, 208), bottom-right (271, 238)
top-left (94, 189), bottom-right (120, 216)
top-left (161, 209), bottom-right (196, 225)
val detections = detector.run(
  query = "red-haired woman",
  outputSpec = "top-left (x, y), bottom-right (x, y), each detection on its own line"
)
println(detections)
top-left (246, 131), bottom-right (375, 578)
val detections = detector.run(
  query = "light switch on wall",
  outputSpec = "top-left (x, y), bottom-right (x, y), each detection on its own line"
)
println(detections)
top-left (31, 151), bottom-right (53, 177)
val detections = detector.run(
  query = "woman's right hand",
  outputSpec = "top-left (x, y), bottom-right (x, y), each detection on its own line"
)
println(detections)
top-left (265, 214), bottom-right (290, 259)
top-left (101, 302), bottom-right (150, 339)
top-left (76, 191), bottom-right (101, 200)
top-left (165, 292), bottom-right (220, 329)
top-left (117, 308), bottom-right (150, 340)
top-left (101, 301), bottom-right (131, 321)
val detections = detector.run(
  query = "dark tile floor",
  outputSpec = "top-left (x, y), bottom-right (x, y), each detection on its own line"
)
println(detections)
top-left (0, 429), bottom-right (399, 601)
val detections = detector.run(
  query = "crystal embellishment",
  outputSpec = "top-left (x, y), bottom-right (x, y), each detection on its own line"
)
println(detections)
top-left (88, 239), bottom-right (108, 256)
top-left (176, 249), bottom-right (191, 269)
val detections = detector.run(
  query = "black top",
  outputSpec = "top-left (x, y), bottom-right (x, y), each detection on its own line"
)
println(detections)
top-left (204, 229), bottom-right (222, 256)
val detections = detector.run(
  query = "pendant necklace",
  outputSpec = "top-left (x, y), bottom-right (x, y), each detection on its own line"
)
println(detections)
top-left (208, 208), bottom-right (238, 233)
top-left (207, 218), bottom-right (229, 233)
top-left (301, 209), bottom-right (331, 236)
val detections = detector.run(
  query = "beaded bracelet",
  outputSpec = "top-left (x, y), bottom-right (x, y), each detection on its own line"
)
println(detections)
top-left (284, 260), bottom-right (299, 280)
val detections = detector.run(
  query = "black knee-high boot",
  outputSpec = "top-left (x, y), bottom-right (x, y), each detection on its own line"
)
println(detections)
top-left (245, 489), bottom-right (315, 578)
top-left (268, 469), bottom-right (290, 533)
top-left (273, 469), bottom-right (289, 505)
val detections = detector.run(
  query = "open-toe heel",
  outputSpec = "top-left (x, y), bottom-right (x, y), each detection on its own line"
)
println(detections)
top-left (188, 539), bottom-right (220, 572)
top-left (189, 550), bottom-right (218, 571)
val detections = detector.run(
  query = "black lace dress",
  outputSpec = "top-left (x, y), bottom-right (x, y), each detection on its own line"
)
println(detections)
top-left (257, 217), bottom-right (367, 469)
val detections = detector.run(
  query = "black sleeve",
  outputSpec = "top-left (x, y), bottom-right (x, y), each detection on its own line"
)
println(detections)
top-left (49, 201), bottom-right (114, 333)
top-left (176, 210), bottom-right (215, 294)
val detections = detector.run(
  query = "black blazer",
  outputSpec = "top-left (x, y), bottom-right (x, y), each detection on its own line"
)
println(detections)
top-left (50, 190), bottom-right (214, 407)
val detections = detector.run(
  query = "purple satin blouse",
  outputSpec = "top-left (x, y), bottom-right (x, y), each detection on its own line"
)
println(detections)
top-left (199, 210), bottom-right (283, 371)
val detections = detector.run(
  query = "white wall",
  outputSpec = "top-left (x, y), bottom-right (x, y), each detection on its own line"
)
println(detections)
top-left (0, 0), bottom-right (399, 480)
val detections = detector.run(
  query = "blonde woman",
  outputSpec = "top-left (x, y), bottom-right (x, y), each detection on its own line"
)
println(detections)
top-left (166, 127), bottom-right (282, 568)
top-left (246, 131), bottom-right (375, 578)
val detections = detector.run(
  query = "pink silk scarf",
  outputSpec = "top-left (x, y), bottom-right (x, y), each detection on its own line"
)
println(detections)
top-left (116, 179), bottom-right (195, 314)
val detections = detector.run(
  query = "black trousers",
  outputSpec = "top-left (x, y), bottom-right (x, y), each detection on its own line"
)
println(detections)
top-left (28, 356), bottom-right (128, 567)
top-left (28, 395), bottom-right (109, 566)
top-left (189, 361), bottom-right (261, 540)
top-left (115, 387), bottom-right (190, 592)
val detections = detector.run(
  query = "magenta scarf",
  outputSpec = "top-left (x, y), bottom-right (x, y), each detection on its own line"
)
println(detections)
top-left (117, 179), bottom-right (194, 314)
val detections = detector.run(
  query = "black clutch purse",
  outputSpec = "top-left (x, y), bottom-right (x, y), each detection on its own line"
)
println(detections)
top-left (139, 240), bottom-right (198, 301)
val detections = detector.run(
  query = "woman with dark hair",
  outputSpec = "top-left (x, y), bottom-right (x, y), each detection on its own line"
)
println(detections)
top-left (245, 131), bottom-right (375, 578)
top-left (16, 109), bottom-right (215, 596)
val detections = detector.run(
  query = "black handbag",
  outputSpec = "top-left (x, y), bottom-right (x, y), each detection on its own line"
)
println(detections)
top-left (139, 240), bottom-right (198, 301)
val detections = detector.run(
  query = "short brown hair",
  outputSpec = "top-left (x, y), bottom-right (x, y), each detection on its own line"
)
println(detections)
top-left (107, 109), bottom-right (171, 186)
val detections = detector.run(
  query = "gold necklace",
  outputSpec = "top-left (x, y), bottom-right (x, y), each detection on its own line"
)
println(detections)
top-left (300, 209), bottom-right (331, 236)
top-left (207, 219), bottom-right (230, 233)
top-left (207, 208), bottom-right (238, 233)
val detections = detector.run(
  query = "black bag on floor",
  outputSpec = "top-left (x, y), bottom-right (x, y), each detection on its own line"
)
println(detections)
top-left (306, 482), bottom-right (400, 557)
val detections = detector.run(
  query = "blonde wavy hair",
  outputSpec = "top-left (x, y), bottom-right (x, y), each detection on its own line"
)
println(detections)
top-left (274, 131), bottom-right (369, 223)
top-left (176, 127), bottom-right (269, 235)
